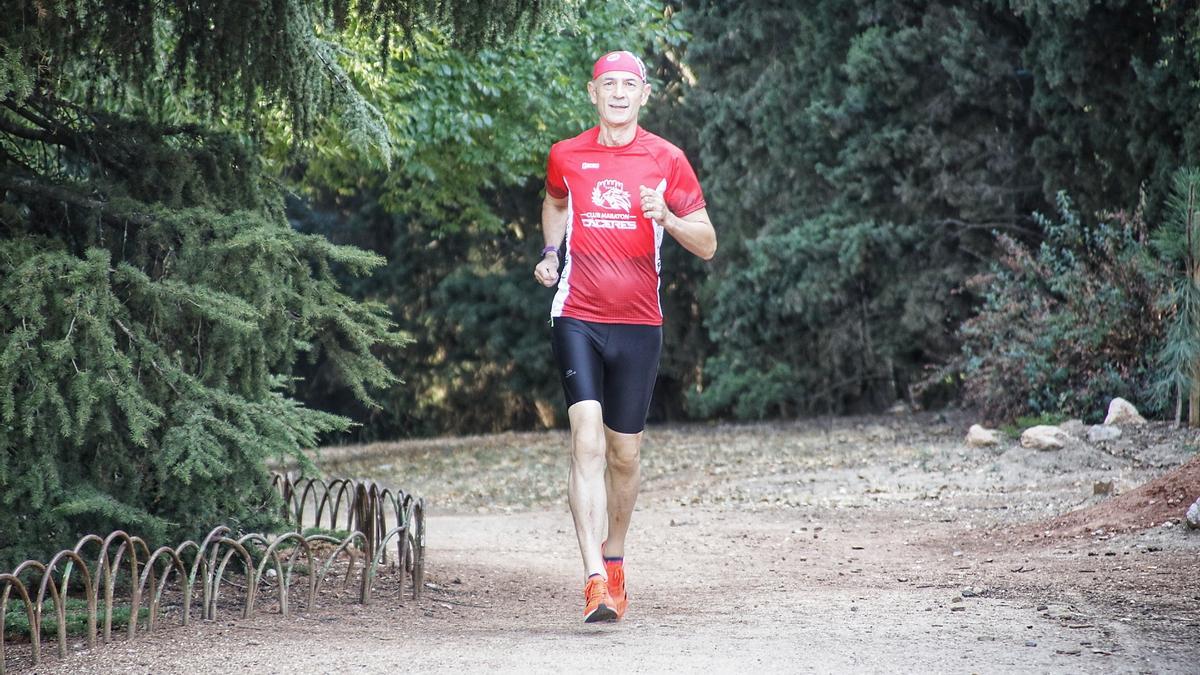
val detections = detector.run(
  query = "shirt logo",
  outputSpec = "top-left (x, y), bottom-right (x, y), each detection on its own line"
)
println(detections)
top-left (582, 162), bottom-right (600, 170)
top-left (591, 179), bottom-right (631, 213)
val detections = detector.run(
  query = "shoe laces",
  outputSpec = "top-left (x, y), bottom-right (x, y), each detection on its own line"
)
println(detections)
top-left (585, 577), bottom-right (607, 604)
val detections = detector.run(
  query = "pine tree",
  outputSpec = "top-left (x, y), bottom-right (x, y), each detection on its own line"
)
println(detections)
top-left (0, 0), bottom-right (560, 566)
top-left (1152, 168), bottom-right (1200, 427)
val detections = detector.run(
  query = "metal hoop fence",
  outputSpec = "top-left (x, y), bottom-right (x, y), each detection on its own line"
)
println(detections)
top-left (0, 475), bottom-right (425, 673)
top-left (269, 472), bottom-right (426, 586)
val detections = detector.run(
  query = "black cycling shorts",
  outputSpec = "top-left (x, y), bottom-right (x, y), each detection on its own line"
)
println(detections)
top-left (550, 316), bottom-right (662, 434)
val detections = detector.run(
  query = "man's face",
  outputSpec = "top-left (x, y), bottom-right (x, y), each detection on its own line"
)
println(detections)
top-left (588, 70), bottom-right (650, 127)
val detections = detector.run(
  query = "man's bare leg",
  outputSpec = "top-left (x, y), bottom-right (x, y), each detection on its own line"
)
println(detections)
top-left (567, 400), bottom-right (608, 579)
top-left (603, 426), bottom-right (642, 558)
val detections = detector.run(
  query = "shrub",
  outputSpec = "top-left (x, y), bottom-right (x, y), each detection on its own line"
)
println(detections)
top-left (957, 193), bottom-right (1162, 423)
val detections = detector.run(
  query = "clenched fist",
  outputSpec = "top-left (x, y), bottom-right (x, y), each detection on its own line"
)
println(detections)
top-left (639, 185), bottom-right (671, 226)
top-left (534, 252), bottom-right (559, 287)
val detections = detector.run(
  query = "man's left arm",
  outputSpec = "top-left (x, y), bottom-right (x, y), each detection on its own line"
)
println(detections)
top-left (663, 208), bottom-right (717, 261)
top-left (639, 187), bottom-right (717, 261)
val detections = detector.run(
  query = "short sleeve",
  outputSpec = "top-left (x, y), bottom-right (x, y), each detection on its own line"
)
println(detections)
top-left (545, 143), bottom-right (568, 199)
top-left (665, 151), bottom-right (706, 217)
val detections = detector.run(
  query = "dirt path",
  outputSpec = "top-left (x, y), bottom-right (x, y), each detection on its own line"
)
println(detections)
top-left (33, 415), bottom-right (1200, 673)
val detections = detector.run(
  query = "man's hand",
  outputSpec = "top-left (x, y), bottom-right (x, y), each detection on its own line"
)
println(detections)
top-left (535, 252), bottom-right (560, 287)
top-left (639, 185), bottom-right (672, 226)
top-left (642, 189), bottom-right (718, 260)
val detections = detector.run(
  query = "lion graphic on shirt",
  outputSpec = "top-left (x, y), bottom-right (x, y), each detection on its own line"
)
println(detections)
top-left (591, 179), bottom-right (632, 213)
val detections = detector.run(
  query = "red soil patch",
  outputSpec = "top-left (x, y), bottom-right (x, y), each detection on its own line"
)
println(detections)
top-left (1030, 455), bottom-right (1200, 538)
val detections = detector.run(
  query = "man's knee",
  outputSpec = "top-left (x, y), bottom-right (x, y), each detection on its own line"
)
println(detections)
top-left (572, 429), bottom-right (605, 462)
top-left (568, 401), bottom-right (605, 462)
top-left (571, 425), bottom-right (606, 469)
top-left (605, 437), bottom-right (641, 473)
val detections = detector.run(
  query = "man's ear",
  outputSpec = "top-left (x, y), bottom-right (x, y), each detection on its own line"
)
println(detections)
top-left (587, 80), bottom-right (597, 104)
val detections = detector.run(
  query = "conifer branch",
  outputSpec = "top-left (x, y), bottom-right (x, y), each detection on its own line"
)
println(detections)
top-left (0, 143), bottom-right (38, 175)
top-left (111, 317), bottom-right (180, 396)
top-left (0, 174), bottom-right (157, 228)
top-left (1, 97), bottom-right (59, 136)
top-left (933, 218), bottom-right (1039, 237)
top-left (0, 115), bottom-right (61, 145)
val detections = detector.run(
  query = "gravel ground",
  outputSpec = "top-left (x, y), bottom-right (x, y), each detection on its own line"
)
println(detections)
top-left (15, 412), bottom-right (1200, 673)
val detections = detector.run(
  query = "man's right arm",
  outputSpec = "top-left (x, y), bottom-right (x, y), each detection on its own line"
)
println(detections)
top-left (535, 193), bottom-right (570, 287)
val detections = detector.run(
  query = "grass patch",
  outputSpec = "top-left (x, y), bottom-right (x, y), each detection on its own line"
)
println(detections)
top-left (3, 598), bottom-right (149, 639)
top-left (1000, 412), bottom-right (1070, 439)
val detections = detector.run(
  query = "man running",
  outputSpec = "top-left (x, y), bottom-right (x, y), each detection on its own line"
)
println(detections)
top-left (533, 50), bottom-right (717, 623)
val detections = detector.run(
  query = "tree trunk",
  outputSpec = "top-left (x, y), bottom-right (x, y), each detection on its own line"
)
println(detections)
top-left (1191, 378), bottom-right (1199, 428)
top-left (1188, 183), bottom-right (1199, 427)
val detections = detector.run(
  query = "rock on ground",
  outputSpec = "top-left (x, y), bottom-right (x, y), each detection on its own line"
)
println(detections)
top-left (1188, 497), bottom-right (1200, 530)
top-left (965, 424), bottom-right (1000, 447)
top-left (1104, 397), bottom-right (1147, 426)
top-left (1021, 425), bottom-right (1068, 450)
top-left (1087, 424), bottom-right (1122, 443)
top-left (1059, 419), bottom-right (1086, 437)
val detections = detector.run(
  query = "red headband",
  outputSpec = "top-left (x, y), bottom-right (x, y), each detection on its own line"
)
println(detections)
top-left (592, 51), bottom-right (647, 81)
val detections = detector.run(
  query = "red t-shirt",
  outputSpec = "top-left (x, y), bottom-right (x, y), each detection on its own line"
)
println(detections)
top-left (545, 126), bottom-right (706, 325)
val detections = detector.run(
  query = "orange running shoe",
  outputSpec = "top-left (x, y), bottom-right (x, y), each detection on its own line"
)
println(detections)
top-left (583, 575), bottom-right (617, 623)
top-left (605, 558), bottom-right (628, 620)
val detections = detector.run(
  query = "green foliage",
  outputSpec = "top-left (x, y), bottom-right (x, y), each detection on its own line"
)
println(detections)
top-left (0, 0), bottom-right (569, 564)
top-left (999, 412), bottom-right (1070, 439)
top-left (692, 214), bottom-right (928, 417)
top-left (995, 0), bottom-right (1200, 220)
top-left (957, 194), bottom-right (1162, 423)
top-left (680, 0), bottom-right (1200, 420)
top-left (1149, 167), bottom-right (1200, 415)
top-left (300, 1), bottom-right (683, 233)
top-left (2, 598), bottom-right (148, 639)
top-left (683, 1), bottom-right (1021, 417)
top-left (0, 0), bottom-right (566, 161)
top-left (0, 138), bottom-right (403, 562)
